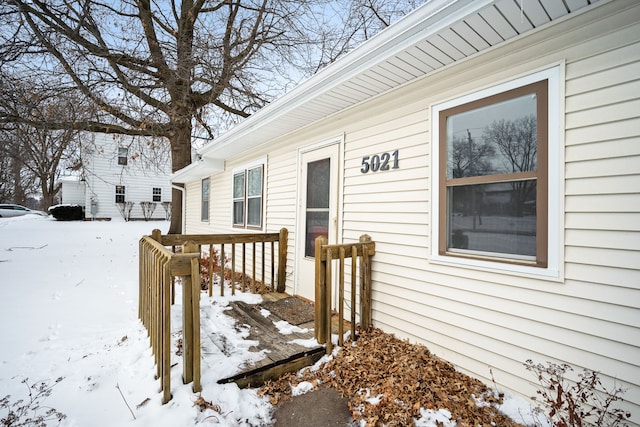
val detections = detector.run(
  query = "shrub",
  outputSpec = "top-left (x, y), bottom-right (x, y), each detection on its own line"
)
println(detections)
top-left (0, 377), bottom-right (66, 427)
top-left (525, 360), bottom-right (631, 427)
top-left (48, 204), bottom-right (84, 221)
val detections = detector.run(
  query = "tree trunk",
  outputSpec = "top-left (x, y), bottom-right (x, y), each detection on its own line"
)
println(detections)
top-left (168, 120), bottom-right (193, 234)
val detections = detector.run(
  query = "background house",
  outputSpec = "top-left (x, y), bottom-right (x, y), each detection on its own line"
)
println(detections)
top-left (173, 0), bottom-right (640, 423)
top-left (61, 132), bottom-right (172, 221)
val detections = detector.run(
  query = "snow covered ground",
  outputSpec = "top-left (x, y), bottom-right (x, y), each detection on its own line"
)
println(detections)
top-left (0, 215), bottom-right (272, 426)
top-left (0, 215), bottom-right (540, 426)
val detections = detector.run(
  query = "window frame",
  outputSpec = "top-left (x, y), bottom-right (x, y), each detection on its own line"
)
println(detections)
top-left (431, 67), bottom-right (561, 279)
top-left (201, 178), bottom-right (210, 222)
top-left (117, 147), bottom-right (128, 166)
top-left (232, 159), bottom-right (265, 230)
top-left (152, 187), bottom-right (161, 202)
top-left (115, 185), bottom-right (125, 203)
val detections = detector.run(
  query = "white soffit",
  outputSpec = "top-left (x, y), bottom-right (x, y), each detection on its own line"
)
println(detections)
top-left (180, 0), bottom-right (602, 180)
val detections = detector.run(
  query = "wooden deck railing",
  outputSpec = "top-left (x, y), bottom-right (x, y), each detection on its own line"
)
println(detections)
top-left (314, 234), bottom-right (375, 354)
top-left (139, 236), bottom-right (201, 404)
top-left (155, 228), bottom-right (288, 296)
top-left (138, 228), bottom-right (288, 403)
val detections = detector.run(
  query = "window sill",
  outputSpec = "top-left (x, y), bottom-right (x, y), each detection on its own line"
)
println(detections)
top-left (429, 253), bottom-right (562, 283)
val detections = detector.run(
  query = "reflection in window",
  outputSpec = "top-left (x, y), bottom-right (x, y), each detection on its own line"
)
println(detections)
top-left (115, 185), bottom-right (125, 203)
top-left (201, 178), bottom-right (210, 222)
top-left (118, 147), bottom-right (128, 165)
top-left (305, 158), bottom-right (330, 258)
top-left (232, 164), bottom-right (264, 229)
top-left (440, 80), bottom-right (547, 266)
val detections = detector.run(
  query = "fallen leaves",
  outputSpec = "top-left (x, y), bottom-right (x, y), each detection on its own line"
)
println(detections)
top-left (260, 327), bottom-right (525, 427)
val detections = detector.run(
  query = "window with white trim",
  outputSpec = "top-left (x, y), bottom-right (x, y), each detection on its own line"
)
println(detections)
top-left (232, 162), bottom-right (264, 229)
top-left (433, 68), bottom-right (560, 274)
top-left (118, 147), bottom-right (128, 165)
top-left (115, 185), bottom-right (125, 203)
top-left (152, 187), bottom-right (161, 202)
top-left (201, 178), bottom-right (210, 222)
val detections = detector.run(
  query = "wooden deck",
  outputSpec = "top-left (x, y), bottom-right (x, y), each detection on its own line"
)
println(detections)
top-left (216, 293), bottom-right (326, 388)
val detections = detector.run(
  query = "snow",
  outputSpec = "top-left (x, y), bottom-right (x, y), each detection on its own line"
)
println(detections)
top-left (0, 216), bottom-right (271, 426)
top-left (0, 215), bottom-right (541, 426)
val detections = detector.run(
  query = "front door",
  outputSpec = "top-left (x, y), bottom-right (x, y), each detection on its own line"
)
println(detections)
top-left (296, 143), bottom-right (340, 301)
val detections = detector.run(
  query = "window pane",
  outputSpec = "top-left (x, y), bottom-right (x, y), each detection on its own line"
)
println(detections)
top-left (233, 200), bottom-right (244, 225)
top-left (233, 173), bottom-right (245, 199)
top-left (247, 197), bottom-right (262, 226)
top-left (305, 211), bottom-right (329, 258)
top-left (247, 167), bottom-right (262, 197)
top-left (447, 181), bottom-right (537, 258)
top-left (306, 158), bottom-right (330, 209)
top-left (202, 179), bottom-right (210, 200)
top-left (446, 94), bottom-right (537, 178)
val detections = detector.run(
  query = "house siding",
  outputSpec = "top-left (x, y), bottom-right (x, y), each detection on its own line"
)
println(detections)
top-left (83, 133), bottom-right (171, 221)
top-left (182, 1), bottom-right (640, 422)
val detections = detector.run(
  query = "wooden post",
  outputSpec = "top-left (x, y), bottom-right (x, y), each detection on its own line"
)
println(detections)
top-left (350, 245), bottom-right (357, 341)
top-left (325, 248), bottom-right (333, 354)
top-left (208, 244), bottom-right (214, 297)
top-left (242, 243), bottom-right (246, 292)
top-left (161, 259), bottom-right (171, 403)
top-left (220, 244), bottom-right (225, 297)
top-left (231, 244), bottom-right (236, 296)
top-left (359, 235), bottom-right (372, 330)
top-left (181, 241), bottom-right (199, 385)
top-left (261, 241), bottom-right (266, 293)
top-left (277, 228), bottom-right (288, 292)
top-left (190, 255), bottom-right (202, 393)
top-left (314, 236), bottom-right (327, 343)
top-left (151, 228), bottom-right (162, 242)
top-left (338, 247), bottom-right (345, 347)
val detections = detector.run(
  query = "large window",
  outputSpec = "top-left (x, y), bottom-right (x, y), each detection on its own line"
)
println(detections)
top-left (436, 75), bottom-right (554, 269)
top-left (201, 178), bottom-right (210, 222)
top-left (232, 163), bottom-right (264, 229)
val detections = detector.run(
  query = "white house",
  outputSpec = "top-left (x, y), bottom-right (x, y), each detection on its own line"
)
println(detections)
top-left (61, 132), bottom-right (172, 221)
top-left (172, 0), bottom-right (640, 422)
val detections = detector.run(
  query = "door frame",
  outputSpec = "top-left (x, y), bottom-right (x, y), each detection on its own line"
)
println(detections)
top-left (293, 134), bottom-right (344, 300)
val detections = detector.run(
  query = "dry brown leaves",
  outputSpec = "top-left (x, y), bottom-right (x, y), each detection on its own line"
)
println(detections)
top-left (260, 328), bottom-right (525, 427)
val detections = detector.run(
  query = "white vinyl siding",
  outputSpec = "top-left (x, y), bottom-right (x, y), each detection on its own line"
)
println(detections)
top-left (82, 133), bottom-right (171, 221)
top-left (340, 6), bottom-right (640, 421)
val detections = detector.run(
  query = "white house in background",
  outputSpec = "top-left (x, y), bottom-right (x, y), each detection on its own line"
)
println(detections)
top-left (61, 132), bottom-right (172, 221)
top-left (172, 0), bottom-right (640, 422)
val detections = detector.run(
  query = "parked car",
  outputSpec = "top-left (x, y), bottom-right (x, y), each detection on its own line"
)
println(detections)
top-left (0, 204), bottom-right (48, 218)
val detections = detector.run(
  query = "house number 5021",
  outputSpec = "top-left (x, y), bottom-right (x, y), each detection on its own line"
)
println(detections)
top-left (360, 150), bottom-right (399, 173)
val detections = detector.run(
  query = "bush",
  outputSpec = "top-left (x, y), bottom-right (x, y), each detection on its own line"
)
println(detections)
top-left (48, 204), bottom-right (84, 221)
top-left (525, 360), bottom-right (631, 427)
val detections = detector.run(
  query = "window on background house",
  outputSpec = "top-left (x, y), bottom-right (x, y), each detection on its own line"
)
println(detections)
top-left (115, 185), bottom-right (125, 203)
top-left (232, 163), bottom-right (264, 229)
top-left (152, 187), bottom-right (161, 202)
top-left (118, 147), bottom-right (128, 165)
top-left (436, 75), bottom-right (553, 269)
top-left (201, 178), bottom-right (210, 222)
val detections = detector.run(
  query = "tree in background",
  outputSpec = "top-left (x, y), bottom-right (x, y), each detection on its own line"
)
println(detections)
top-left (1, 0), bottom-right (426, 232)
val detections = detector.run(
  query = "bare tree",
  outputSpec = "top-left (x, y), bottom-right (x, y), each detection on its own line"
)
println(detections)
top-left (0, 74), bottom-right (88, 210)
top-left (0, 0), bottom-right (425, 232)
top-left (482, 115), bottom-right (538, 216)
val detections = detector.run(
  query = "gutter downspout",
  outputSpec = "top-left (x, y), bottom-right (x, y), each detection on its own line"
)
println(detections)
top-left (172, 183), bottom-right (186, 234)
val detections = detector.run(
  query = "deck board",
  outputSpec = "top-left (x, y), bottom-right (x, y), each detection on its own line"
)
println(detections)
top-left (215, 295), bottom-right (325, 388)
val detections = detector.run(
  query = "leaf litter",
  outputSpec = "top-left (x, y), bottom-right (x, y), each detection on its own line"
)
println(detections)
top-left (260, 327), bottom-right (525, 427)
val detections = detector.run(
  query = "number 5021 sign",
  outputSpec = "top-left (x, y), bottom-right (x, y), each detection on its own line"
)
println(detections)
top-left (360, 150), bottom-right (399, 174)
